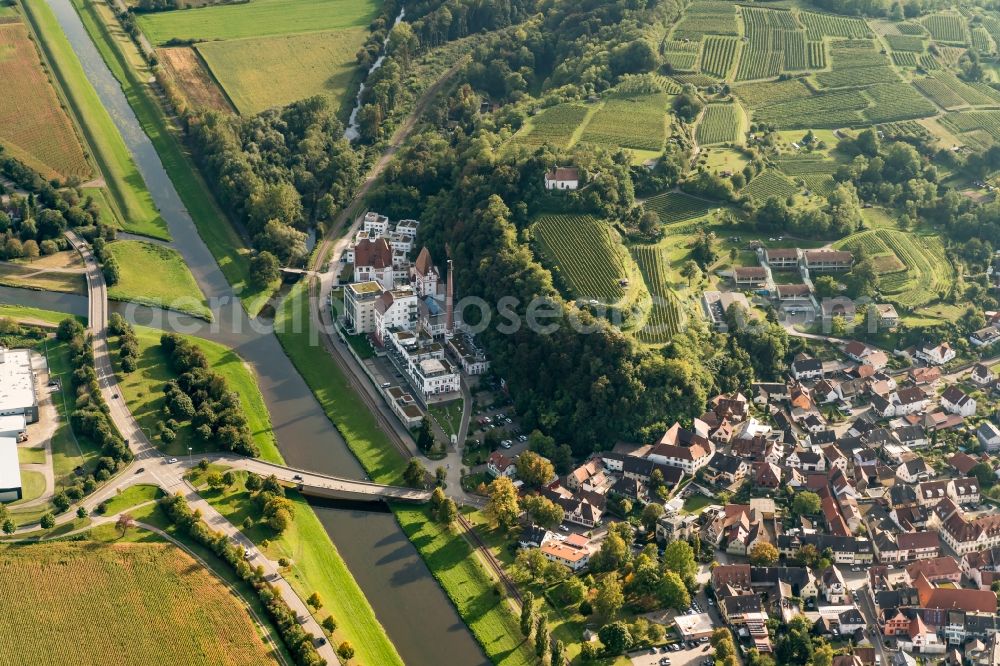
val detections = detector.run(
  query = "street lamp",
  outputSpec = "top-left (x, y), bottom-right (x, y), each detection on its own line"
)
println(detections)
top-left (188, 446), bottom-right (193, 465)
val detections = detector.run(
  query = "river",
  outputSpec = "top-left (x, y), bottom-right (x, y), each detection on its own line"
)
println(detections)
top-left (24, 1), bottom-right (488, 663)
top-left (344, 7), bottom-right (405, 141)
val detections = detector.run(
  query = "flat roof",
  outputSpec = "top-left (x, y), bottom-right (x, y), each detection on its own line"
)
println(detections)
top-left (0, 349), bottom-right (35, 413)
top-left (0, 414), bottom-right (26, 434)
top-left (0, 436), bottom-right (21, 491)
top-left (675, 613), bottom-right (714, 635)
top-left (348, 281), bottom-right (383, 295)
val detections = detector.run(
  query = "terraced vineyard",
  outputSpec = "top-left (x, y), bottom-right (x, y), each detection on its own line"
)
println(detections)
top-left (748, 87), bottom-right (869, 129)
top-left (696, 103), bottom-right (741, 145)
top-left (644, 191), bottom-right (715, 225)
top-left (800, 11), bottom-right (871, 40)
top-left (580, 93), bottom-right (669, 152)
top-left (940, 110), bottom-right (1000, 143)
top-left (512, 103), bottom-right (589, 148)
top-left (671, 1), bottom-right (737, 40)
top-left (885, 33), bottom-right (924, 51)
top-left (809, 41), bottom-right (826, 68)
top-left (743, 170), bottom-right (799, 200)
top-left (815, 40), bottom-right (899, 89)
top-left (632, 245), bottom-right (685, 343)
top-left (701, 36), bottom-right (738, 78)
top-left (922, 13), bottom-right (968, 44)
top-left (972, 26), bottom-right (994, 53)
top-left (914, 71), bottom-right (1000, 108)
top-left (776, 155), bottom-right (838, 195)
top-left (533, 214), bottom-right (630, 302)
top-left (735, 7), bottom-right (794, 81)
top-left (892, 51), bottom-right (919, 67)
top-left (863, 83), bottom-right (937, 123)
top-left (613, 73), bottom-right (681, 95)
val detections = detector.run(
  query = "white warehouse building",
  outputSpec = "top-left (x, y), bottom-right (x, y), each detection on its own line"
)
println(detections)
top-left (0, 436), bottom-right (22, 502)
top-left (0, 348), bottom-right (38, 424)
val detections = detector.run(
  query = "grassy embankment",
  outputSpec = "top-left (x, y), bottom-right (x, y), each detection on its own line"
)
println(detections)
top-left (115, 326), bottom-right (280, 462)
top-left (105, 240), bottom-right (212, 320)
top-left (19, 0), bottom-right (169, 241)
top-left (70, 0), bottom-right (277, 316)
top-left (274, 281), bottom-right (538, 664)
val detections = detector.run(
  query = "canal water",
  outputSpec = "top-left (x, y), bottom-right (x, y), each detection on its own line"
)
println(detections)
top-left (23, 1), bottom-right (488, 662)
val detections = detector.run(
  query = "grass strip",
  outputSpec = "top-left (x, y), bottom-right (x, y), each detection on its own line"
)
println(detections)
top-left (19, 0), bottom-right (168, 240)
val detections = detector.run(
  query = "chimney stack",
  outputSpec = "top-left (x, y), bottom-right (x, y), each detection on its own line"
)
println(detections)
top-left (446, 259), bottom-right (454, 337)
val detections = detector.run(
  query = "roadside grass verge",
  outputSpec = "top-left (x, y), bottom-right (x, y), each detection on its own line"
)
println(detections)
top-left (115, 326), bottom-right (281, 462)
top-left (273, 281), bottom-right (408, 486)
top-left (0, 304), bottom-right (84, 326)
top-left (20, 0), bottom-right (169, 240)
top-left (70, 0), bottom-right (274, 316)
top-left (100, 484), bottom-right (162, 514)
top-left (105, 240), bottom-right (212, 320)
top-left (192, 471), bottom-right (405, 666)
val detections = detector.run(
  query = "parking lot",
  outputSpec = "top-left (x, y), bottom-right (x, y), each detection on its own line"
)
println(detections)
top-left (629, 640), bottom-right (714, 666)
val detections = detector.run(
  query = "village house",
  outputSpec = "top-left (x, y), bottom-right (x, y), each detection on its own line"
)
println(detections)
top-left (734, 266), bottom-right (768, 289)
top-left (911, 366), bottom-right (942, 386)
top-left (805, 250), bottom-right (854, 272)
top-left (487, 451), bottom-right (517, 478)
top-left (646, 423), bottom-right (714, 475)
top-left (544, 166), bottom-right (579, 190)
top-left (971, 363), bottom-right (995, 386)
top-left (917, 342), bottom-right (956, 366)
top-left (877, 303), bottom-right (900, 329)
top-left (978, 422), bottom-right (1000, 452)
top-left (764, 247), bottom-right (800, 270)
top-left (540, 534), bottom-right (591, 571)
top-left (941, 386), bottom-right (977, 417)
top-left (970, 326), bottom-right (1000, 348)
top-left (791, 356), bottom-right (824, 381)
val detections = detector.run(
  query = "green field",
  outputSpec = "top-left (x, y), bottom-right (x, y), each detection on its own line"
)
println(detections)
top-left (0, 542), bottom-right (276, 664)
top-left (644, 191), bottom-right (716, 225)
top-left (632, 245), bottom-right (684, 343)
top-left (197, 27), bottom-right (368, 116)
top-left (195, 475), bottom-right (405, 666)
top-left (532, 214), bottom-right (631, 303)
top-left (101, 484), bottom-right (163, 514)
top-left (69, 0), bottom-right (271, 316)
top-left (776, 155), bottom-right (838, 195)
top-left (580, 93), bottom-right (670, 152)
top-left (743, 170), bottom-right (799, 200)
top-left (117, 326), bottom-right (281, 462)
top-left (697, 103), bottom-right (742, 145)
top-left (510, 103), bottom-right (590, 149)
top-left (137, 0), bottom-right (379, 44)
top-left (20, 0), bottom-right (168, 240)
top-left (395, 506), bottom-right (535, 666)
top-left (700, 35), bottom-right (739, 78)
top-left (106, 240), bottom-right (211, 320)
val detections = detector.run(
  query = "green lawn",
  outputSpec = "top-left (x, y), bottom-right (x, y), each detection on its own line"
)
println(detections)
top-left (429, 401), bottom-right (463, 440)
top-left (274, 281), bottom-right (407, 486)
top-left (17, 446), bottom-right (46, 465)
top-left (194, 472), bottom-right (404, 666)
top-left (137, 0), bottom-right (379, 44)
top-left (682, 493), bottom-right (714, 514)
top-left (43, 338), bottom-right (102, 482)
top-left (105, 240), bottom-right (211, 320)
top-left (10, 470), bottom-right (45, 505)
top-left (20, 0), bottom-right (169, 240)
top-left (70, 0), bottom-right (273, 316)
top-left (100, 484), bottom-right (162, 515)
top-left (395, 505), bottom-right (535, 666)
top-left (197, 27), bottom-right (368, 116)
top-left (0, 304), bottom-right (84, 326)
top-left (116, 326), bottom-right (282, 462)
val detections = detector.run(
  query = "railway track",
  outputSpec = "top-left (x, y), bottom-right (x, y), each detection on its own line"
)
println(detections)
top-left (456, 514), bottom-right (522, 604)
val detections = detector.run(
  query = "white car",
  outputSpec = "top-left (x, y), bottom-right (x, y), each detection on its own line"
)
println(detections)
top-left (167, 457), bottom-right (178, 463)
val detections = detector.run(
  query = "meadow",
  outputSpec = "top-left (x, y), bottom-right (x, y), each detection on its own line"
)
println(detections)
top-left (533, 214), bottom-right (631, 303)
top-left (106, 240), bottom-right (212, 320)
top-left (0, 543), bottom-right (276, 665)
top-left (137, 0), bottom-right (378, 44)
top-left (0, 21), bottom-right (90, 182)
top-left (197, 27), bottom-right (369, 116)
top-left (117, 326), bottom-right (281, 461)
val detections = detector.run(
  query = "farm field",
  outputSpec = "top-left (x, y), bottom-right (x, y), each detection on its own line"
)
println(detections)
top-left (117, 326), bottom-right (282, 462)
top-left (137, 0), bottom-right (378, 44)
top-left (580, 94), bottom-right (670, 152)
top-left (533, 214), bottom-right (632, 303)
top-left (0, 21), bottom-right (90, 182)
top-left (157, 47), bottom-right (233, 113)
top-left (197, 27), bottom-right (369, 116)
top-left (0, 542), bottom-right (277, 665)
top-left (105, 240), bottom-right (212, 320)
top-left (0, 263), bottom-right (85, 294)
top-left (510, 103), bottom-right (590, 149)
top-left (700, 35), bottom-right (738, 78)
top-left (922, 13), bottom-right (968, 44)
top-left (743, 170), bottom-right (799, 200)
top-left (800, 11), bottom-right (871, 40)
top-left (20, 0), bottom-right (168, 240)
top-left (632, 245), bottom-right (685, 343)
top-left (697, 103), bottom-right (742, 145)
top-left (644, 191), bottom-right (716, 225)
top-left (776, 155), bottom-right (839, 195)
top-left (671, 1), bottom-right (737, 41)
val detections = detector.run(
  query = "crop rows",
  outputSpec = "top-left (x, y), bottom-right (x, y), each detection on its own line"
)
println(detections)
top-left (644, 191), bottom-right (715, 224)
top-left (743, 170), bottom-right (799, 200)
top-left (897, 22), bottom-right (927, 35)
top-left (914, 75), bottom-right (966, 108)
top-left (776, 156), bottom-right (837, 195)
top-left (878, 120), bottom-right (933, 141)
top-left (663, 39), bottom-right (700, 53)
top-left (940, 110), bottom-right (1000, 143)
top-left (815, 40), bottom-right (899, 89)
top-left (875, 229), bottom-right (952, 307)
top-left (916, 71), bottom-right (1000, 107)
top-left (862, 82), bottom-right (937, 123)
top-left (885, 33), bottom-right (924, 51)
top-left (672, 3), bottom-right (737, 40)
top-left (664, 51), bottom-right (699, 70)
top-left (533, 214), bottom-right (629, 302)
top-left (834, 229), bottom-right (893, 257)
top-left (800, 12), bottom-right (871, 40)
top-left (701, 36), bottom-right (738, 78)
top-left (972, 25), bottom-right (993, 53)
top-left (981, 16), bottom-right (1000, 48)
top-left (697, 103), bottom-right (741, 144)
top-left (922, 14), bottom-right (968, 44)
top-left (784, 30), bottom-right (808, 71)
top-left (580, 93), bottom-right (669, 151)
top-left (673, 73), bottom-right (719, 87)
top-left (513, 103), bottom-right (589, 148)
top-left (632, 246), bottom-right (684, 343)
top-left (614, 73), bottom-right (681, 94)
top-left (750, 88), bottom-right (869, 129)
top-left (892, 51), bottom-right (918, 67)
top-left (919, 54), bottom-right (940, 69)
top-left (936, 45), bottom-right (967, 66)
top-left (809, 41), bottom-right (826, 68)
top-left (734, 78), bottom-right (813, 107)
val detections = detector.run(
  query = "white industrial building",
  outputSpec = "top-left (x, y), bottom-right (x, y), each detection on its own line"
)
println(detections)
top-left (0, 414), bottom-right (27, 441)
top-left (0, 348), bottom-right (38, 424)
top-left (0, 436), bottom-right (22, 502)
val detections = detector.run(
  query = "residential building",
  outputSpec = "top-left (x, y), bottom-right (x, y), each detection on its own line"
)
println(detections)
top-left (702, 290), bottom-right (751, 329)
top-left (352, 237), bottom-right (395, 288)
top-left (792, 356), bottom-right (824, 381)
top-left (646, 423), bottom-right (713, 474)
top-left (941, 386), bottom-right (977, 417)
top-left (544, 166), bottom-right (579, 190)
top-left (410, 247), bottom-right (440, 298)
top-left (877, 303), bottom-right (900, 328)
top-left (734, 267), bottom-right (767, 288)
top-left (977, 422), bottom-right (1000, 452)
top-left (374, 287), bottom-right (419, 344)
top-left (970, 326), bottom-right (1000, 348)
top-left (540, 538), bottom-right (590, 570)
top-left (971, 363), bottom-right (995, 386)
top-left (805, 250), bottom-right (854, 271)
top-left (487, 452), bottom-right (516, 478)
top-left (765, 247), bottom-right (800, 270)
top-left (343, 281), bottom-right (384, 334)
top-left (917, 342), bottom-right (956, 366)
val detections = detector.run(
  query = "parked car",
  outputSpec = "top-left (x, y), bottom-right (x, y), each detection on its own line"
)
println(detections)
top-left (293, 474), bottom-right (303, 481)
top-left (500, 440), bottom-right (512, 449)
top-left (167, 458), bottom-right (178, 463)
top-left (380, 382), bottom-right (391, 388)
